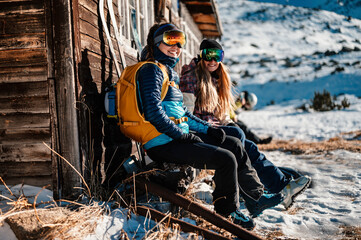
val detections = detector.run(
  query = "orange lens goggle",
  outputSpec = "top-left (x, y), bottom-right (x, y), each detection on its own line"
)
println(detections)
top-left (154, 30), bottom-right (187, 48)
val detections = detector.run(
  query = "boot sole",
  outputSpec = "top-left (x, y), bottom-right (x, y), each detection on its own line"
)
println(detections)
top-left (284, 177), bottom-right (312, 210)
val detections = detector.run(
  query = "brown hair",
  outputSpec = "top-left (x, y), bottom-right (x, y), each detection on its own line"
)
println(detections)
top-left (195, 60), bottom-right (234, 120)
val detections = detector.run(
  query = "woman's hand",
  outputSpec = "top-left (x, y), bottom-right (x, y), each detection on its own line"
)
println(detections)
top-left (175, 133), bottom-right (203, 143)
top-left (207, 127), bottom-right (226, 144)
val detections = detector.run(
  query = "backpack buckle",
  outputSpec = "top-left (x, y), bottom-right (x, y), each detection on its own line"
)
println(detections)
top-left (169, 117), bottom-right (188, 124)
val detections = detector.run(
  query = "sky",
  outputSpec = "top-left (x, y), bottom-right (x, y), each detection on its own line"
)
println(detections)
top-left (1, 0), bottom-right (361, 239)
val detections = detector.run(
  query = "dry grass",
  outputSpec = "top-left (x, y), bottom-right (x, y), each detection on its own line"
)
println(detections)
top-left (340, 226), bottom-right (361, 240)
top-left (5, 204), bottom-right (103, 240)
top-left (0, 180), bottom-right (106, 240)
top-left (0, 174), bottom-right (190, 240)
top-left (0, 184), bottom-right (187, 240)
top-left (259, 130), bottom-right (361, 154)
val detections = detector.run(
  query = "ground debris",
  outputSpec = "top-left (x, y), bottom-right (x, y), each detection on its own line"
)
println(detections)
top-left (259, 135), bottom-right (361, 155)
top-left (340, 225), bottom-right (361, 240)
top-left (2, 203), bottom-right (103, 240)
top-left (5, 207), bottom-right (72, 240)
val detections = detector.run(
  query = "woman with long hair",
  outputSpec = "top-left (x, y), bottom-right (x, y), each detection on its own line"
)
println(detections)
top-left (180, 39), bottom-right (311, 216)
top-left (135, 23), bottom-right (265, 230)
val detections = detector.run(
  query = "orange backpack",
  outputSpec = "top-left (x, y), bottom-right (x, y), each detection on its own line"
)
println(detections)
top-left (116, 61), bottom-right (170, 144)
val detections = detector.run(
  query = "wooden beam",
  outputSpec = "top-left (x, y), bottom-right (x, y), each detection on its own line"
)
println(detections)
top-left (0, 0), bottom-right (44, 16)
top-left (0, 113), bottom-right (50, 129)
top-left (0, 143), bottom-right (51, 163)
top-left (201, 30), bottom-right (221, 37)
top-left (182, 0), bottom-right (211, 2)
top-left (0, 49), bottom-right (47, 66)
top-left (0, 128), bottom-right (50, 144)
top-left (0, 14), bottom-right (45, 35)
top-left (0, 66), bottom-right (47, 83)
top-left (135, 177), bottom-right (264, 240)
top-left (184, 1), bottom-right (211, 7)
top-left (184, 5), bottom-right (213, 14)
top-left (0, 161), bottom-right (52, 177)
top-left (197, 23), bottom-right (218, 31)
top-left (0, 33), bottom-right (45, 51)
top-left (136, 206), bottom-right (231, 240)
top-left (52, 0), bottom-right (82, 199)
top-left (0, 81), bottom-right (48, 98)
top-left (182, 0), bottom-right (212, 5)
top-left (2, 176), bottom-right (52, 188)
top-left (0, 96), bottom-right (49, 114)
top-left (192, 13), bottom-right (216, 24)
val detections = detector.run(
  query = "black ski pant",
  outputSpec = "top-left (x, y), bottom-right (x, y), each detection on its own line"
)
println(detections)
top-left (147, 133), bottom-right (263, 216)
top-left (235, 120), bottom-right (262, 144)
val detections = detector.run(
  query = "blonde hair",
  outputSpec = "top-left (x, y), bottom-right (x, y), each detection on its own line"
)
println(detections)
top-left (195, 60), bottom-right (234, 120)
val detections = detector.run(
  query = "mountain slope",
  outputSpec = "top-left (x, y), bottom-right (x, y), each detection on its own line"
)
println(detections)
top-left (218, 0), bottom-right (361, 107)
top-left (248, 0), bottom-right (361, 20)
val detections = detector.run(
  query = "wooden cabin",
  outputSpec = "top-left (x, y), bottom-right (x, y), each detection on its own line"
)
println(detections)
top-left (0, 0), bottom-right (222, 199)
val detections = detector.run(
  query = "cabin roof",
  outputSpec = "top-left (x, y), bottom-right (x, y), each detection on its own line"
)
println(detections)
top-left (181, 0), bottom-right (223, 38)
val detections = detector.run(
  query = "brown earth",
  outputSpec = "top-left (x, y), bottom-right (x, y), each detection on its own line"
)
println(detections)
top-left (5, 208), bottom-right (72, 240)
top-left (259, 130), bottom-right (361, 154)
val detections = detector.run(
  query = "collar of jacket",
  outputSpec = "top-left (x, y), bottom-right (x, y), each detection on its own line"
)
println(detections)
top-left (153, 47), bottom-right (179, 68)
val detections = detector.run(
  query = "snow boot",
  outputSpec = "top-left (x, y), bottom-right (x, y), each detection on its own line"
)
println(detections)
top-left (281, 175), bottom-right (312, 209)
top-left (259, 136), bottom-right (273, 144)
top-left (230, 209), bottom-right (256, 230)
top-left (244, 192), bottom-right (284, 218)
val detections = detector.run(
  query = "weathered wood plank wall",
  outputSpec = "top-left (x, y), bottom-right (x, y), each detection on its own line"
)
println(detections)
top-left (74, 0), bottom-right (138, 188)
top-left (0, 0), bottom-right (208, 195)
top-left (0, 0), bottom-right (53, 186)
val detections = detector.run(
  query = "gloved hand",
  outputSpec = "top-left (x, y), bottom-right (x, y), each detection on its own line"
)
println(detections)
top-left (207, 126), bottom-right (226, 144)
top-left (176, 133), bottom-right (204, 143)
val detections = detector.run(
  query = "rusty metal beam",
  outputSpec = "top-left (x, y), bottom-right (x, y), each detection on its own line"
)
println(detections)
top-left (135, 177), bottom-right (264, 240)
top-left (136, 205), bottom-right (231, 240)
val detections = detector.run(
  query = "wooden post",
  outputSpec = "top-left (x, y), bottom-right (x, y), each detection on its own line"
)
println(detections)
top-left (135, 177), bottom-right (264, 240)
top-left (51, 0), bottom-right (82, 199)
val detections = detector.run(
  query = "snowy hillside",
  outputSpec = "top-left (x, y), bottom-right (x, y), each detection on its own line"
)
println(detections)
top-left (216, 3), bottom-right (361, 238)
top-left (249, 0), bottom-right (361, 20)
top-left (218, 0), bottom-right (361, 107)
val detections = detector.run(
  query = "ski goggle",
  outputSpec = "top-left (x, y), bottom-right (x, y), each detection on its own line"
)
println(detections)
top-left (154, 30), bottom-right (187, 48)
top-left (200, 48), bottom-right (224, 62)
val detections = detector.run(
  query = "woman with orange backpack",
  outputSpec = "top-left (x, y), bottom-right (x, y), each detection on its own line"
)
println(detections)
top-left (134, 22), bottom-right (264, 230)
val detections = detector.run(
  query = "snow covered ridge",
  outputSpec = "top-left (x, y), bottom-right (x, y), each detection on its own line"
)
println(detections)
top-left (247, 0), bottom-right (361, 20)
top-left (217, 0), bottom-right (361, 107)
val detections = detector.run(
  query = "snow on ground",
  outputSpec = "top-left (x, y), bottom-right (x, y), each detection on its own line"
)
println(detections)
top-left (243, 102), bottom-right (361, 238)
top-left (253, 149), bottom-right (360, 239)
top-left (189, 96), bottom-right (361, 239)
top-left (216, 1), bottom-right (361, 238)
top-left (237, 95), bottom-right (361, 141)
top-left (1, 97), bottom-right (360, 239)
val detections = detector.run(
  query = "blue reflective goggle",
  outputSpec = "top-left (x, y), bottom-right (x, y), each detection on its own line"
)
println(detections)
top-left (200, 48), bottom-right (224, 62)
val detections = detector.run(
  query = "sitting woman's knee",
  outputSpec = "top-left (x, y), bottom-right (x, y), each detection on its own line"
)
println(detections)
top-left (214, 148), bottom-right (238, 169)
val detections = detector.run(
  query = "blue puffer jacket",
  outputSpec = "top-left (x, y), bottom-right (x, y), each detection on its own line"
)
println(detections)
top-left (137, 47), bottom-right (210, 149)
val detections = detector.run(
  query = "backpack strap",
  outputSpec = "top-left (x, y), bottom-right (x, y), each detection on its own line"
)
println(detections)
top-left (153, 62), bottom-right (170, 100)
